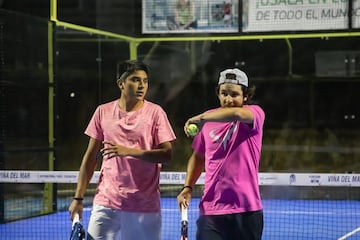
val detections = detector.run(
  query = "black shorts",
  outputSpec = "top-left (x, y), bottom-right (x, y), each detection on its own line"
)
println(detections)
top-left (196, 210), bottom-right (263, 240)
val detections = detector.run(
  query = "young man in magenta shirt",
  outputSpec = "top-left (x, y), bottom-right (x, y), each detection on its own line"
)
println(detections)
top-left (178, 68), bottom-right (265, 240)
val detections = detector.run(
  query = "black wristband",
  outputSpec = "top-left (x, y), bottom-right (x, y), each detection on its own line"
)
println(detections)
top-left (73, 197), bottom-right (84, 201)
top-left (181, 185), bottom-right (193, 192)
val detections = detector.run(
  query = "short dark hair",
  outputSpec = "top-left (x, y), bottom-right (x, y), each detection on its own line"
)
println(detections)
top-left (116, 60), bottom-right (149, 82)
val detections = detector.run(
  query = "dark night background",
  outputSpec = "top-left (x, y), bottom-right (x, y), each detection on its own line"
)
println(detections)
top-left (1, 0), bottom-right (360, 173)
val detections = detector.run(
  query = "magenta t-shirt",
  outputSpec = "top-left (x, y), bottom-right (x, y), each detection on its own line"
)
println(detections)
top-left (192, 105), bottom-right (265, 215)
top-left (85, 100), bottom-right (176, 212)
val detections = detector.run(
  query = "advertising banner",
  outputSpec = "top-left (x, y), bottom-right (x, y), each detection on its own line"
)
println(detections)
top-left (243, 0), bottom-right (359, 32)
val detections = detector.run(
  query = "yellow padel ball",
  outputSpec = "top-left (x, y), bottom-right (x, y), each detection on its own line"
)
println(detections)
top-left (187, 124), bottom-right (199, 137)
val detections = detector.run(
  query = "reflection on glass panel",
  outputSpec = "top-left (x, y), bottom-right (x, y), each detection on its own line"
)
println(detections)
top-left (1, 10), bottom-right (50, 169)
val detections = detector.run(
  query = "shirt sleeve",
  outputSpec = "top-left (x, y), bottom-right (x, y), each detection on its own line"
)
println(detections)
top-left (84, 106), bottom-right (104, 141)
top-left (153, 107), bottom-right (176, 146)
top-left (245, 105), bottom-right (265, 132)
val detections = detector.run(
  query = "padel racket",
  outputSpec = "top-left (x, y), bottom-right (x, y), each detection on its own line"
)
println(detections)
top-left (180, 204), bottom-right (188, 240)
top-left (70, 213), bottom-right (86, 240)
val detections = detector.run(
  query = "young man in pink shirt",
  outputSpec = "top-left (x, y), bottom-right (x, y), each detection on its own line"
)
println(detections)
top-left (68, 60), bottom-right (176, 240)
top-left (177, 68), bottom-right (264, 239)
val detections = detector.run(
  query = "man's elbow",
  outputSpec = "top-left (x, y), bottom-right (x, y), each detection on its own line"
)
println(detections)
top-left (235, 109), bottom-right (253, 123)
top-left (161, 147), bottom-right (173, 164)
top-left (156, 141), bottom-right (174, 164)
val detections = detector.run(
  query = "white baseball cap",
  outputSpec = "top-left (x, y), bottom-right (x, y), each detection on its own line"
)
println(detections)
top-left (218, 68), bottom-right (248, 87)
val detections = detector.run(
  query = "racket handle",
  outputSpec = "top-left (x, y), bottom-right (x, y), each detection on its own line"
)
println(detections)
top-left (181, 204), bottom-right (188, 222)
top-left (72, 213), bottom-right (80, 226)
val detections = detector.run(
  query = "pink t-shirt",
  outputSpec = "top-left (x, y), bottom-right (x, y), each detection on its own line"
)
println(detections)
top-left (85, 100), bottom-right (176, 212)
top-left (192, 105), bottom-right (265, 215)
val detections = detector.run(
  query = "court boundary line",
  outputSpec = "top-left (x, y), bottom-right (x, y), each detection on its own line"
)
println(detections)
top-left (338, 227), bottom-right (360, 240)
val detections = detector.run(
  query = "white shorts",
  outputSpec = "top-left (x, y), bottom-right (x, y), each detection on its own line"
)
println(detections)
top-left (223, 14), bottom-right (231, 21)
top-left (87, 204), bottom-right (162, 240)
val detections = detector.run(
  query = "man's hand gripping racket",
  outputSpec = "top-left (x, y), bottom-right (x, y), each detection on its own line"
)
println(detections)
top-left (70, 213), bottom-right (86, 240)
top-left (180, 204), bottom-right (189, 240)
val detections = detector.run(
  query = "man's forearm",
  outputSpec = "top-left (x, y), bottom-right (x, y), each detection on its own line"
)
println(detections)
top-left (185, 152), bottom-right (204, 186)
top-left (200, 107), bottom-right (253, 123)
top-left (75, 159), bottom-right (97, 198)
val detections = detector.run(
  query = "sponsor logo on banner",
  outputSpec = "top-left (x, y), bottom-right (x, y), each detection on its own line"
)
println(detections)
top-left (289, 174), bottom-right (296, 184)
top-left (308, 175), bottom-right (320, 184)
